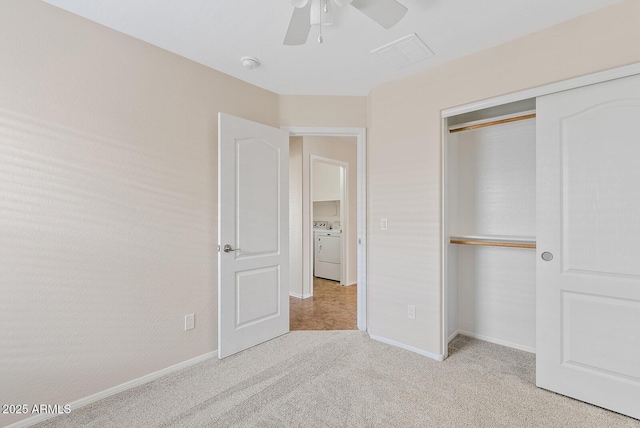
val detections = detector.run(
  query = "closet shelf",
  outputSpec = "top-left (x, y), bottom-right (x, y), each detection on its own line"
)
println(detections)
top-left (449, 235), bottom-right (536, 249)
top-left (448, 110), bottom-right (536, 133)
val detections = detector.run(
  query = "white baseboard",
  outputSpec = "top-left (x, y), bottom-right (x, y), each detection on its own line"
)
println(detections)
top-left (289, 292), bottom-right (311, 299)
top-left (369, 333), bottom-right (444, 361)
top-left (451, 330), bottom-right (536, 354)
top-left (6, 350), bottom-right (218, 428)
top-left (447, 330), bottom-right (459, 344)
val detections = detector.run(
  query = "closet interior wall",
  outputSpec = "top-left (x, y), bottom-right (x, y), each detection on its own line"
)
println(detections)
top-left (445, 99), bottom-right (537, 353)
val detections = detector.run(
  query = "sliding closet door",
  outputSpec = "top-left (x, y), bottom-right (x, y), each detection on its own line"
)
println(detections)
top-left (536, 73), bottom-right (640, 419)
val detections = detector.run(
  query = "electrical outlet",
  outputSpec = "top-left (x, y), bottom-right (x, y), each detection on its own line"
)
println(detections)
top-left (407, 305), bottom-right (415, 320)
top-left (381, 218), bottom-right (388, 230)
top-left (185, 314), bottom-right (195, 331)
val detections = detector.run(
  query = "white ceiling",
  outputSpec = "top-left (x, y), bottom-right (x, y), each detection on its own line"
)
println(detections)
top-left (41, 0), bottom-right (623, 96)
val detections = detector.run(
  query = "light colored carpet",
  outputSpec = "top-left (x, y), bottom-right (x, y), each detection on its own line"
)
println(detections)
top-left (36, 331), bottom-right (639, 427)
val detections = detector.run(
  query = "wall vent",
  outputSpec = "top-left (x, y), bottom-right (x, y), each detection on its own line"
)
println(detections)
top-left (371, 33), bottom-right (434, 69)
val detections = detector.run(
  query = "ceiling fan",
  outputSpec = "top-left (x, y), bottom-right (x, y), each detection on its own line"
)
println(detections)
top-left (284, 0), bottom-right (408, 45)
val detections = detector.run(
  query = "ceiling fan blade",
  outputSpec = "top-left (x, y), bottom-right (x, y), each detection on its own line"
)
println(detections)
top-left (283, 2), bottom-right (312, 46)
top-left (350, 0), bottom-right (407, 29)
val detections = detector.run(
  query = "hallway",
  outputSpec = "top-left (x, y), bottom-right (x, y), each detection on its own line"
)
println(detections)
top-left (290, 278), bottom-right (357, 330)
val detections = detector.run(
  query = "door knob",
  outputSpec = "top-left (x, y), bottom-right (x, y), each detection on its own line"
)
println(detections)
top-left (223, 244), bottom-right (241, 253)
top-left (541, 252), bottom-right (553, 261)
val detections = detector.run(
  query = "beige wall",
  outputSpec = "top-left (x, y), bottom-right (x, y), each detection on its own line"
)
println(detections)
top-left (367, 0), bottom-right (640, 356)
top-left (0, 1), bottom-right (278, 426)
top-left (279, 96), bottom-right (367, 128)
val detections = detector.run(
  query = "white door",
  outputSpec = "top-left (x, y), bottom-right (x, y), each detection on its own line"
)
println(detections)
top-left (536, 73), bottom-right (640, 419)
top-left (218, 113), bottom-right (289, 359)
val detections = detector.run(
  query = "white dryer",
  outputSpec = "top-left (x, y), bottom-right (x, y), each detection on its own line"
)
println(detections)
top-left (314, 229), bottom-right (341, 282)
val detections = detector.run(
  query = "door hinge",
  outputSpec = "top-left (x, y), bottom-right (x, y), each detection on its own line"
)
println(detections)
top-left (217, 245), bottom-right (220, 252)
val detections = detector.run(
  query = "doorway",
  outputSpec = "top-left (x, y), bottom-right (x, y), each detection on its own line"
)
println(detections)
top-left (283, 127), bottom-right (367, 331)
top-left (293, 154), bottom-right (355, 330)
top-left (310, 156), bottom-right (348, 288)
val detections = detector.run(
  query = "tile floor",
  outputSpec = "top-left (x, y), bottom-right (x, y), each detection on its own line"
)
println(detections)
top-left (290, 277), bottom-right (357, 330)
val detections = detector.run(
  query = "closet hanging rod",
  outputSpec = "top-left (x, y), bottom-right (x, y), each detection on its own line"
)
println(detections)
top-left (449, 112), bottom-right (536, 134)
top-left (450, 238), bottom-right (536, 249)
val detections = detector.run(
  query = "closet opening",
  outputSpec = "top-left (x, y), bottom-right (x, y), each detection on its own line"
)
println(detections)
top-left (440, 65), bottom-right (640, 419)
top-left (443, 98), bottom-right (537, 359)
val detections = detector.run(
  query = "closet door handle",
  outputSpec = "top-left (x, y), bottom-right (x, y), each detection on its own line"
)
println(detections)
top-left (541, 251), bottom-right (553, 261)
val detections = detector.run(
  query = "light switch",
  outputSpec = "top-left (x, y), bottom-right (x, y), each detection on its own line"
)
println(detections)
top-left (381, 218), bottom-right (388, 230)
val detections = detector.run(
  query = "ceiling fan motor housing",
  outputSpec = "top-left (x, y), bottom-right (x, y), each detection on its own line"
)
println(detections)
top-left (284, 0), bottom-right (407, 46)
